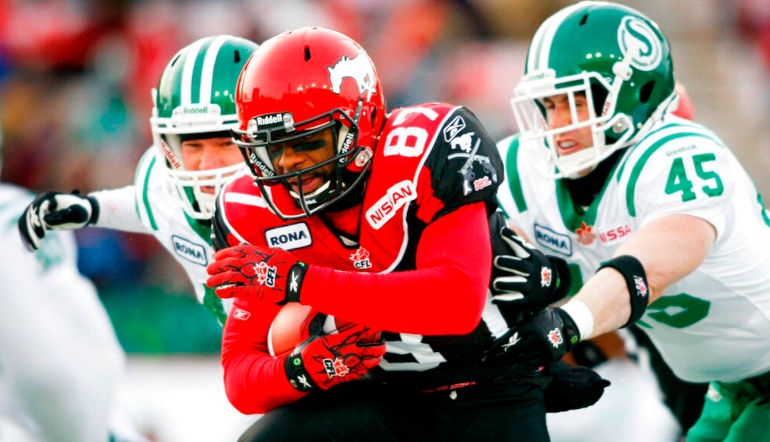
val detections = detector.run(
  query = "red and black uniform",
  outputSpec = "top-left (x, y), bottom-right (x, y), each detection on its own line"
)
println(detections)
top-left (215, 104), bottom-right (548, 441)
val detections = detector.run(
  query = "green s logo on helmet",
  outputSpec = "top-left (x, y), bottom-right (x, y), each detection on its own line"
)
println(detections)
top-left (617, 16), bottom-right (663, 72)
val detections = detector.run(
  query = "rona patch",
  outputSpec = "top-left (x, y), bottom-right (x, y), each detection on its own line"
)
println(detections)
top-left (171, 235), bottom-right (208, 266)
top-left (533, 224), bottom-right (572, 256)
top-left (265, 223), bottom-right (312, 251)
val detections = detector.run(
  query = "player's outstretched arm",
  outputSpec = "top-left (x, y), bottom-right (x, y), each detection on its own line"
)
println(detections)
top-left (572, 213), bottom-right (716, 338)
top-left (488, 214), bottom-right (716, 370)
top-left (18, 190), bottom-right (98, 251)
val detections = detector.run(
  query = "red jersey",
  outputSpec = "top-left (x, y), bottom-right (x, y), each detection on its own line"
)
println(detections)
top-left (214, 103), bottom-right (508, 413)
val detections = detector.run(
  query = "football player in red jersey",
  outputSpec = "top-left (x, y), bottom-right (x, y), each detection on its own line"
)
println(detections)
top-left (205, 27), bottom-right (591, 441)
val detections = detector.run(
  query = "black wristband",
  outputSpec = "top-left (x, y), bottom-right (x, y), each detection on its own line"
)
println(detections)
top-left (285, 262), bottom-right (308, 303)
top-left (597, 255), bottom-right (649, 327)
top-left (284, 352), bottom-right (316, 392)
top-left (86, 195), bottom-right (100, 224)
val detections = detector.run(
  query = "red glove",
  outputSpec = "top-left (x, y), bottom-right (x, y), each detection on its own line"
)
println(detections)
top-left (284, 325), bottom-right (385, 392)
top-left (206, 244), bottom-right (308, 303)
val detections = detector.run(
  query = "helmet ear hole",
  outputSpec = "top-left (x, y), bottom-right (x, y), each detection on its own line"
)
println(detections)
top-left (639, 80), bottom-right (655, 103)
top-left (234, 50), bottom-right (241, 63)
top-left (590, 83), bottom-right (608, 116)
top-left (370, 107), bottom-right (378, 131)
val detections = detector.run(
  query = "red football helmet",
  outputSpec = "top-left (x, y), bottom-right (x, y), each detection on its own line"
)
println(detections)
top-left (233, 27), bottom-right (386, 219)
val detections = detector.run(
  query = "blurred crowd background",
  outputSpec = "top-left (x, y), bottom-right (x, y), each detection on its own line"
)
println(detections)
top-left (1, 0), bottom-right (769, 354)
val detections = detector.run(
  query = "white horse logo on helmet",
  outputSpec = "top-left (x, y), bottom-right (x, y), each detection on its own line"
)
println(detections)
top-left (328, 52), bottom-right (376, 100)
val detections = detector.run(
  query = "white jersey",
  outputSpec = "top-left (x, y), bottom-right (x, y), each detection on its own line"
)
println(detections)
top-left (125, 147), bottom-right (230, 324)
top-left (0, 184), bottom-right (125, 441)
top-left (497, 115), bottom-right (770, 383)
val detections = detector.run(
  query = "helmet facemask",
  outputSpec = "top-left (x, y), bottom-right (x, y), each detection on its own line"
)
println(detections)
top-left (512, 68), bottom-right (638, 179)
top-left (156, 130), bottom-right (244, 220)
top-left (233, 103), bottom-right (372, 220)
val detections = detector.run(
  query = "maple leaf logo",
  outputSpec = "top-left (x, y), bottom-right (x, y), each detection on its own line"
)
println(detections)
top-left (547, 328), bottom-right (563, 348)
top-left (349, 247), bottom-right (372, 269)
top-left (575, 221), bottom-right (596, 245)
top-left (254, 262), bottom-right (276, 287)
top-left (540, 266), bottom-right (552, 287)
top-left (333, 358), bottom-right (350, 377)
top-left (349, 247), bottom-right (369, 262)
top-left (323, 357), bottom-right (350, 378)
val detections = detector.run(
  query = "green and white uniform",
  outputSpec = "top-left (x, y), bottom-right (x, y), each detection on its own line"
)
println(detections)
top-left (498, 114), bottom-right (770, 384)
top-left (91, 147), bottom-right (229, 324)
top-left (0, 184), bottom-right (125, 441)
top-left (504, 2), bottom-right (769, 439)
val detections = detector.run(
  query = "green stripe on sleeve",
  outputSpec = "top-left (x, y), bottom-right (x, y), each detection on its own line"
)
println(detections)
top-left (141, 155), bottom-right (159, 230)
top-left (505, 136), bottom-right (528, 213)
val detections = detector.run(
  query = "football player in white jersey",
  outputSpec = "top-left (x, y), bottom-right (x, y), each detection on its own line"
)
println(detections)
top-left (493, 2), bottom-right (770, 441)
top-left (17, 35), bottom-right (259, 325)
top-left (0, 176), bottom-right (126, 439)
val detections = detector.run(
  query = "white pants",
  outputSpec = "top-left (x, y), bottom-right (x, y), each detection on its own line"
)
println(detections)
top-left (0, 225), bottom-right (125, 442)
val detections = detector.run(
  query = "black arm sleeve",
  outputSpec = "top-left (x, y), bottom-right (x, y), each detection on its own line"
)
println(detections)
top-left (423, 107), bottom-right (504, 219)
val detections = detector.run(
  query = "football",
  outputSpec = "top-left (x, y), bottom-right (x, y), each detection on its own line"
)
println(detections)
top-left (267, 302), bottom-right (382, 356)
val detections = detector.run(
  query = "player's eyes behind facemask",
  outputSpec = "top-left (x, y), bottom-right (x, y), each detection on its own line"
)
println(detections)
top-left (266, 138), bottom-right (328, 162)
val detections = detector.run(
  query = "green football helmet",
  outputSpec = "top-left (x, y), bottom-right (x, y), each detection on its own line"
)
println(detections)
top-left (511, 1), bottom-right (676, 178)
top-left (150, 35), bottom-right (258, 219)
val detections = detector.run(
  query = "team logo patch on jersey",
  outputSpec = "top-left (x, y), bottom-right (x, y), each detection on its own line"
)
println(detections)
top-left (171, 235), bottom-right (208, 266)
top-left (265, 223), bottom-right (312, 251)
top-left (575, 221), bottom-right (596, 246)
top-left (617, 16), bottom-right (663, 71)
top-left (328, 52), bottom-right (376, 100)
top-left (232, 308), bottom-right (251, 321)
top-left (454, 137), bottom-right (498, 196)
top-left (349, 247), bottom-right (372, 269)
top-left (534, 224), bottom-right (572, 256)
top-left (443, 115), bottom-right (466, 142)
top-left (450, 131), bottom-right (474, 152)
top-left (366, 180), bottom-right (417, 230)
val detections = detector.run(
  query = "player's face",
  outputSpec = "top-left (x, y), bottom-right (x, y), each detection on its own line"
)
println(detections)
top-left (180, 137), bottom-right (243, 193)
top-left (268, 128), bottom-right (336, 195)
top-left (543, 93), bottom-right (593, 158)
